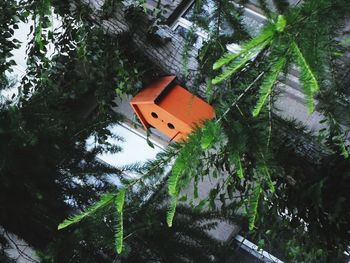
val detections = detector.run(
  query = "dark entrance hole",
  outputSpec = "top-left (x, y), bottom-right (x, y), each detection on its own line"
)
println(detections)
top-left (151, 112), bottom-right (158, 118)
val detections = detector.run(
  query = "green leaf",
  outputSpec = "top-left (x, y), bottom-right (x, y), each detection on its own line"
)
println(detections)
top-left (341, 37), bottom-right (350, 46)
top-left (252, 57), bottom-right (286, 117)
top-left (166, 196), bottom-right (177, 227)
top-left (209, 186), bottom-right (219, 210)
top-left (168, 158), bottom-right (185, 197)
top-left (201, 133), bottom-right (215, 149)
top-left (232, 152), bottom-right (244, 179)
top-left (115, 189), bottom-right (126, 254)
top-left (201, 121), bottom-right (220, 149)
top-left (213, 52), bottom-right (241, 70)
top-left (194, 173), bottom-right (199, 199)
top-left (179, 195), bottom-right (188, 202)
top-left (115, 212), bottom-right (124, 254)
top-left (261, 165), bottom-right (275, 193)
top-left (212, 41), bottom-right (271, 85)
top-left (275, 15), bottom-right (287, 32)
top-left (58, 193), bottom-right (115, 230)
top-left (195, 198), bottom-right (209, 211)
top-left (35, 23), bottom-right (43, 50)
top-left (291, 42), bottom-right (319, 113)
top-left (340, 143), bottom-right (349, 159)
top-left (248, 184), bottom-right (262, 231)
top-left (205, 79), bottom-right (214, 101)
top-left (212, 24), bottom-right (275, 82)
top-left (115, 188), bottom-right (126, 213)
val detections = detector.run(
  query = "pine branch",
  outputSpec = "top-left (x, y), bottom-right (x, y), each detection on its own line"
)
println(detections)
top-left (212, 15), bottom-right (287, 85)
top-left (274, 15), bottom-right (287, 32)
top-left (58, 193), bottom-right (115, 230)
top-left (166, 195), bottom-right (178, 227)
top-left (232, 152), bottom-right (244, 179)
top-left (252, 57), bottom-right (286, 117)
top-left (200, 121), bottom-right (221, 149)
top-left (213, 25), bottom-right (276, 71)
top-left (291, 41), bottom-right (319, 113)
top-left (260, 165), bottom-right (275, 193)
top-left (247, 184), bottom-right (262, 231)
top-left (217, 71), bottom-right (265, 123)
top-left (212, 45), bottom-right (267, 85)
top-left (212, 24), bottom-right (275, 71)
top-left (115, 188), bottom-right (126, 254)
top-left (168, 158), bottom-right (185, 197)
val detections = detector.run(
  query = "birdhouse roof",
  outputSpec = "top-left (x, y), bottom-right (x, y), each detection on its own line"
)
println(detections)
top-left (130, 76), bottom-right (176, 104)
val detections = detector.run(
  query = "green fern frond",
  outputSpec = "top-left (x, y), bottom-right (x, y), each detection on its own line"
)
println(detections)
top-left (252, 57), bottom-right (286, 117)
top-left (232, 152), bottom-right (244, 179)
top-left (212, 44), bottom-right (268, 85)
top-left (212, 52), bottom-right (254, 84)
top-left (115, 188), bottom-right (126, 213)
top-left (241, 24), bottom-right (276, 53)
top-left (168, 158), bottom-right (185, 197)
top-left (212, 24), bottom-right (275, 73)
top-left (201, 121), bottom-right (221, 149)
top-left (213, 52), bottom-right (242, 71)
top-left (248, 184), bottom-right (262, 231)
top-left (166, 195), bottom-right (178, 227)
top-left (291, 42), bottom-right (319, 113)
top-left (115, 189), bottom-right (126, 254)
top-left (115, 211), bottom-right (124, 254)
top-left (304, 86), bottom-right (316, 114)
top-left (275, 15), bottom-right (287, 32)
top-left (260, 165), bottom-right (275, 193)
top-left (58, 193), bottom-right (115, 230)
top-left (339, 142), bottom-right (349, 159)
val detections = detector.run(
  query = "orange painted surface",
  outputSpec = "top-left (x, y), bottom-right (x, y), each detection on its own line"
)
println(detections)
top-left (130, 76), bottom-right (215, 142)
top-left (158, 84), bottom-right (215, 130)
top-left (138, 104), bottom-right (180, 139)
top-left (130, 76), bottom-right (176, 104)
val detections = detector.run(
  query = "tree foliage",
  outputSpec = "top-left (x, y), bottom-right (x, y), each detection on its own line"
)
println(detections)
top-left (1, 0), bottom-right (350, 262)
top-left (148, 0), bottom-right (350, 261)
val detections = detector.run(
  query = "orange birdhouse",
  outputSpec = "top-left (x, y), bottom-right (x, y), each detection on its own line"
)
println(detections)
top-left (130, 76), bottom-right (215, 142)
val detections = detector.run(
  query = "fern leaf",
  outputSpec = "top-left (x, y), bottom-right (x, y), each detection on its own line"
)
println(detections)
top-left (166, 195), bottom-right (177, 227)
top-left (339, 142), bottom-right (349, 159)
top-left (248, 184), bottom-right (262, 231)
top-left (115, 210), bottom-right (124, 254)
top-left (212, 47), bottom-right (260, 85)
top-left (252, 57), bottom-right (286, 117)
top-left (115, 188), bottom-right (126, 213)
top-left (213, 52), bottom-right (241, 70)
top-left (194, 173), bottom-right (199, 199)
top-left (201, 121), bottom-right (221, 149)
top-left (291, 42), bottom-right (319, 113)
top-left (275, 15), bottom-right (287, 32)
top-left (232, 152), bottom-right (244, 179)
top-left (115, 189), bottom-right (126, 254)
top-left (212, 39), bottom-right (272, 85)
top-left (58, 193), bottom-right (115, 230)
top-left (244, 24), bottom-right (276, 51)
top-left (212, 24), bottom-right (275, 73)
top-left (261, 165), bottom-right (275, 193)
top-left (168, 158), bottom-right (185, 197)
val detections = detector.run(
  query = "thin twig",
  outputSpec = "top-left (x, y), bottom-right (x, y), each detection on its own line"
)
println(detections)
top-left (216, 72), bottom-right (265, 123)
top-left (4, 231), bottom-right (40, 263)
top-left (266, 94), bottom-right (272, 151)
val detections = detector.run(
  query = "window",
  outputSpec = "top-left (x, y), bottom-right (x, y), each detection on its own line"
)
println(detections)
top-left (172, 1), bottom-right (266, 52)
